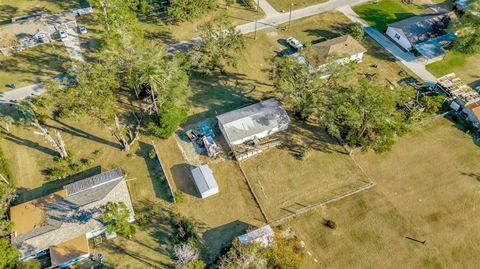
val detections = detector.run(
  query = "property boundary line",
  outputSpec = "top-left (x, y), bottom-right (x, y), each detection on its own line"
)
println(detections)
top-left (151, 140), bottom-right (176, 204)
top-left (237, 162), bottom-right (270, 224)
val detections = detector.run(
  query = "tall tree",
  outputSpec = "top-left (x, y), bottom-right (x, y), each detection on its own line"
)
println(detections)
top-left (453, 13), bottom-right (480, 54)
top-left (190, 15), bottom-right (246, 73)
top-left (102, 201), bottom-right (136, 237)
top-left (168, 0), bottom-right (216, 23)
top-left (90, 0), bottom-right (139, 32)
top-left (217, 240), bottom-right (267, 269)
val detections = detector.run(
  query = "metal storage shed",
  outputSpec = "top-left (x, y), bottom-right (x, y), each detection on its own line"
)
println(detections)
top-left (191, 165), bottom-right (219, 198)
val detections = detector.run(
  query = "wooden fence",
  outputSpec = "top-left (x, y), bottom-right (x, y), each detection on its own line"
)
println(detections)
top-left (151, 141), bottom-right (176, 204)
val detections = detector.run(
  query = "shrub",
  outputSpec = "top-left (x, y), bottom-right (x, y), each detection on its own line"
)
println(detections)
top-left (174, 190), bottom-right (185, 203)
top-left (325, 219), bottom-right (337, 229)
top-left (148, 149), bottom-right (157, 159)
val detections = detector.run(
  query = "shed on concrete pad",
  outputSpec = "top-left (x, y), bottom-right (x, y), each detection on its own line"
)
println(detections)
top-left (191, 165), bottom-right (219, 198)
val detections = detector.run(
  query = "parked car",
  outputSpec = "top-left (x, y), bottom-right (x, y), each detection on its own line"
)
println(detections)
top-left (59, 30), bottom-right (68, 39)
top-left (79, 25), bottom-right (87, 34)
top-left (286, 37), bottom-right (304, 51)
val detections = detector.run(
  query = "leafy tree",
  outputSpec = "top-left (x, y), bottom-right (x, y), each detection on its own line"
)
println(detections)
top-left (90, 0), bottom-right (140, 32)
top-left (453, 13), bottom-right (480, 54)
top-left (344, 22), bottom-right (364, 41)
top-left (168, 0), bottom-right (216, 22)
top-left (102, 201), bottom-right (136, 237)
top-left (182, 260), bottom-right (206, 269)
top-left (190, 15), bottom-right (246, 73)
top-left (239, 0), bottom-right (256, 9)
top-left (265, 233), bottom-right (305, 269)
top-left (46, 62), bottom-right (119, 122)
top-left (217, 239), bottom-right (267, 269)
top-left (148, 101), bottom-right (188, 139)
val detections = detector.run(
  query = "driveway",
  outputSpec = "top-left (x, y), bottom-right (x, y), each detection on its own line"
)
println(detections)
top-left (338, 5), bottom-right (437, 84)
top-left (62, 27), bottom-right (84, 62)
top-left (0, 83), bottom-right (45, 104)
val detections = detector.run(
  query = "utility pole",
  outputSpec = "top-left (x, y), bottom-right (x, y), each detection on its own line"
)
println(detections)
top-left (288, 3), bottom-right (294, 31)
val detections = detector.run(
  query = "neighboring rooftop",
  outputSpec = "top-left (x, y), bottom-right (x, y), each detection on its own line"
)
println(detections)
top-left (388, 7), bottom-right (454, 46)
top-left (465, 100), bottom-right (480, 119)
top-left (217, 98), bottom-right (290, 145)
top-left (238, 225), bottom-right (274, 248)
top-left (49, 234), bottom-right (89, 268)
top-left (10, 168), bottom-right (134, 258)
top-left (303, 35), bottom-right (367, 68)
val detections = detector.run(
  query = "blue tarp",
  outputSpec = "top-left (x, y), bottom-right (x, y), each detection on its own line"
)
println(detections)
top-left (414, 33), bottom-right (456, 59)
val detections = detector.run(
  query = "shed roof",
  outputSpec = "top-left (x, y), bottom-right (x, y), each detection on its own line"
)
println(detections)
top-left (387, 7), bottom-right (454, 46)
top-left (191, 165), bottom-right (218, 195)
top-left (11, 168), bottom-right (134, 258)
top-left (217, 99), bottom-right (290, 144)
top-left (238, 225), bottom-right (274, 248)
top-left (303, 35), bottom-right (367, 68)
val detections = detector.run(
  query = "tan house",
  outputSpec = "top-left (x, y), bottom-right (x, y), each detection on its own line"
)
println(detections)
top-left (303, 34), bottom-right (367, 70)
top-left (10, 168), bottom-right (135, 268)
top-left (464, 100), bottom-right (480, 128)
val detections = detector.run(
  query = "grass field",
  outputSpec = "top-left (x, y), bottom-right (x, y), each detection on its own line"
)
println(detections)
top-left (0, 42), bottom-right (69, 91)
top-left (0, 0), bottom-right (82, 21)
top-left (353, 0), bottom-right (425, 31)
top-left (427, 52), bottom-right (480, 88)
top-left (269, 0), bottom-right (327, 12)
top-left (241, 119), bottom-right (370, 221)
top-left (288, 117), bottom-right (480, 268)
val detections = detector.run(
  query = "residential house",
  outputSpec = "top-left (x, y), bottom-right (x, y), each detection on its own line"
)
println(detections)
top-left (217, 98), bottom-right (290, 146)
top-left (191, 165), bottom-right (219, 198)
top-left (386, 7), bottom-right (454, 51)
top-left (302, 34), bottom-right (367, 70)
top-left (464, 100), bottom-right (480, 128)
top-left (9, 168), bottom-right (135, 268)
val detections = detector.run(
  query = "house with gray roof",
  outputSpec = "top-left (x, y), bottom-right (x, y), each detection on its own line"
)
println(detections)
top-left (386, 7), bottom-right (455, 51)
top-left (9, 168), bottom-right (134, 268)
top-left (216, 98), bottom-right (290, 146)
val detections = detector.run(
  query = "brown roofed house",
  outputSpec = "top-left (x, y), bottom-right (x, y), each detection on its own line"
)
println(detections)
top-left (464, 100), bottom-right (480, 128)
top-left (303, 34), bottom-right (367, 70)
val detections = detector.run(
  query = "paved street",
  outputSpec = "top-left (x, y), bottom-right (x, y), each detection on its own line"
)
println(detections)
top-left (0, 83), bottom-right (45, 104)
top-left (167, 0), bottom-right (370, 52)
top-left (338, 5), bottom-right (437, 84)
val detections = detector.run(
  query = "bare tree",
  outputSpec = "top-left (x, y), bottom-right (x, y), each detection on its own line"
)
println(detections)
top-left (110, 113), bottom-right (140, 151)
top-left (173, 243), bottom-right (200, 269)
top-left (32, 120), bottom-right (68, 158)
top-left (0, 116), bottom-right (14, 132)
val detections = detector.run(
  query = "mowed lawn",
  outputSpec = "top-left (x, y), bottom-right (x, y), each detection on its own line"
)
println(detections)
top-left (353, 0), bottom-right (425, 31)
top-left (289, 117), bottom-right (480, 268)
top-left (0, 0), bottom-right (82, 20)
top-left (269, 0), bottom-right (327, 12)
top-left (241, 119), bottom-right (370, 221)
top-left (0, 43), bottom-right (69, 91)
top-left (427, 52), bottom-right (480, 88)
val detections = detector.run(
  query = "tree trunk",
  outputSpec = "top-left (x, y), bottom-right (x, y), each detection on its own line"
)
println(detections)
top-left (32, 120), bottom-right (68, 158)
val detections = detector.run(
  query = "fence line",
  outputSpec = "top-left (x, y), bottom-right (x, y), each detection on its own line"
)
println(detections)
top-left (237, 162), bottom-right (270, 224)
top-left (151, 140), bottom-right (176, 204)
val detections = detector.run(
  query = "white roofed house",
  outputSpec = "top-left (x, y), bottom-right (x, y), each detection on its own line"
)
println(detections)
top-left (216, 99), bottom-right (290, 147)
top-left (9, 168), bottom-right (135, 268)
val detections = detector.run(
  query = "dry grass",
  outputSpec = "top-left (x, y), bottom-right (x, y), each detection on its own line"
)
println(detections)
top-left (288, 117), bottom-right (480, 268)
top-left (0, 0), bottom-right (81, 21)
top-left (241, 120), bottom-right (370, 221)
top-left (0, 42), bottom-right (69, 91)
top-left (427, 52), bottom-right (480, 88)
top-left (269, 0), bottom-right (328, 12)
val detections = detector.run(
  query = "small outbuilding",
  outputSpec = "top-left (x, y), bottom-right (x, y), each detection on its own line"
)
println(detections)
top-left (238, 225), bottom-right (275, 248)
top-left (217, 98), bottom-right (290, 146)
top-left (191, 165), bottom-right (219, 198)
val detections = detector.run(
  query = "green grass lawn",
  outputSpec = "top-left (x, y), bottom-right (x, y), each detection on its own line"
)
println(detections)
top-left (0, 0), bottom-right (83, 21)
top-left (427, 52), bottom-right (480, 87)
top-left (291, 117), bottom-right (480, 268)
top-left (0, 42), bottom-right (69, 91)
top-left (353, 0), bottom-right (425, 31)
top-left (269, 0), bottom-right (328, 12)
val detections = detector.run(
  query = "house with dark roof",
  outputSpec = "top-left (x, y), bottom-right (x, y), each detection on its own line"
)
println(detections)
top-left (302, 34), bottom-right (367, 70)
top-left (9, 168), bottom-right (135, 268)
top-left (386, 7), bottom-right (455, 51)
top-left (217, 98), bottom-right (290, 146)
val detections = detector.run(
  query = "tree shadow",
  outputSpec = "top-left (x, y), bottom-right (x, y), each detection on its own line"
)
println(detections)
top-left (136, 141), bottom-right (171, 201)
top-left (45, 118), bottom-right (121, 149)
top-left (302, 28), bottom-right (342, 44)
top-left (14, 165), bottom-right (101, 204)
top-left (201, 220), bottom-right (254, 264)
top-left (4, 132), bottom-right (58, 156)
top-left (461, 172), bottom-right (480, 182)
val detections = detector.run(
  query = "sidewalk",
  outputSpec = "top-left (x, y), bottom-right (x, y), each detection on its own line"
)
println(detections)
top-left (337, 5), bottom-right (437, 84)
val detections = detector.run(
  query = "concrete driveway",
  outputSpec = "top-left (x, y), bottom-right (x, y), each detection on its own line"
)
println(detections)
top-left (62, 27), bottom-right (84, 61)
top-left (0, 83), bottom-right (45, 104)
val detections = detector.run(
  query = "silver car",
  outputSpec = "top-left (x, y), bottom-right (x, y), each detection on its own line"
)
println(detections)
top-left (286, 37), bottom-right (304, 51)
